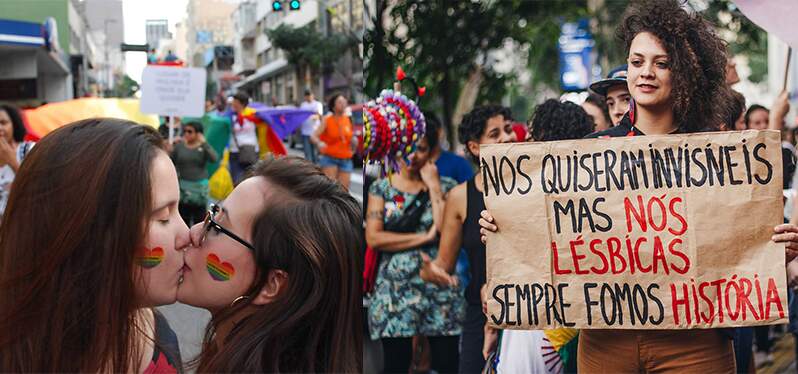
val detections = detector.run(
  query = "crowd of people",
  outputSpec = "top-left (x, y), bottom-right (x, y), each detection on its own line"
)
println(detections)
top-left (364, 1), bottom-right (798, 373)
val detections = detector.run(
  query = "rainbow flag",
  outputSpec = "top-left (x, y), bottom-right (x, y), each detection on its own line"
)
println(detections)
top-left (22, 98), bottom-right (159, 140)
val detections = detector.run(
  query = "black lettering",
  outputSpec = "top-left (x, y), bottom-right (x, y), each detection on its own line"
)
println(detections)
top-left (630, 150), bottom-right (649, 189)
top-left (491, 285), bottom-right (507, 325)
top-left (724, 146), bottom-right (743, 185)
top-left (577, 154), bottom-right (594, 191)
top-left (557, 155), bottom-right (572, 193)
top-left (614, 283), bottom-right (633, 325)
top-left (753, 143), bottom-right (773, 184)
top-left (553, 200), bottom-right (577, 234)
top-left (499, 156), bottom-right (516, 195)
top-left (584, 283), bottom-right (599, 325)
top-left (593, 197), bottom-right (612, 232)
top-left (517, 155), bottom-right (534, 194)
top-left (482, 156), bottom-right (501, 196)
top-left (541, 155), bottom-right (558, 194)
top-left (647, 284), bottom-right (664, 325)
top-left (706, 145), bottom-right (725, 186)
top-left (690, 147), bottom-right (707, 187)
top-left (559, 283), bottom-right (575, 327)
top-left (516, 284), bottom-right (531, 325)
top-left (604, 150), bottom-right (620, 191)
top-left (663, 148), bottom-right (683, 187)
top-left (742, 142), bottom-right (753, 184)
top-left (593, 152), bottom-right (606, 192)
top-left (600, 283), bottom-right (617, 325)
top-left (632, 284), bottom-right (648, 325)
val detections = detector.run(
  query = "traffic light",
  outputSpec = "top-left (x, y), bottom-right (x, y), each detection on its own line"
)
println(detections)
top-left (272, 0), bottom-right (282, 11)
top-left (289, 0), bottom-right (300, 10)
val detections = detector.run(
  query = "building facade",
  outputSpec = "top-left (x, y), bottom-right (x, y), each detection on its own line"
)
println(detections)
top-left (0, 0), bottom-right (120, 104)
top-left (232, 0), bottom-right (364, 107)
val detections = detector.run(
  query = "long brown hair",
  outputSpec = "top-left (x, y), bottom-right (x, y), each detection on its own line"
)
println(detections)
top-left (197, 157), bottom-right (363, 373)
top-left (0, 119), bottom-right (165, 372)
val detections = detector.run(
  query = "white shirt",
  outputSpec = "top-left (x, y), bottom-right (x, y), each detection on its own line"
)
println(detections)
top-left (230, 114), bottom-right (259, 153)
top-left (300, 100), bottom-right (324, 136)
top-left (0, 141), bottom-right (33, 215)
top-left (496, 330), bottom-right (561, 374)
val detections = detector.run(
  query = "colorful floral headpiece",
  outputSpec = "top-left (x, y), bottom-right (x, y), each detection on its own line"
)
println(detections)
top-left (363, 67), bottom-right (426, 175)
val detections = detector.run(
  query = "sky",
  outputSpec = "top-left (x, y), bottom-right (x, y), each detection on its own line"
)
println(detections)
top-left (122, 0), bottom-right (189, 82)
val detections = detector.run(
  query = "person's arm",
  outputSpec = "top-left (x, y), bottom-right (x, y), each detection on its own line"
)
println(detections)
top-left (420, 162), bottom-right (445, 232)
top-left (769, 91), bottom-right (790, 130)
top-left (201, 139), bottom-right (218, 163)
top-left (420, 184), bottom-right (464, 287)
top-left (366, 193), bottom-right (436, 252)
top-left (312, 116), bottom-right (328, 149)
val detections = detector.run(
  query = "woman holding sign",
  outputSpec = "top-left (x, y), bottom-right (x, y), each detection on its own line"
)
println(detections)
top-left (477, 0), bottom-right (787, 372)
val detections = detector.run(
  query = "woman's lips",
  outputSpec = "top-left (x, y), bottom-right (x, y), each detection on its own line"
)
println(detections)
top-left (637, 84), bottom-right (658, 93)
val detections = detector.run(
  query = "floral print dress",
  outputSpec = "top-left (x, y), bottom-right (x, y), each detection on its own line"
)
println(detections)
top-left (367, 177), bottom-right (465, 340)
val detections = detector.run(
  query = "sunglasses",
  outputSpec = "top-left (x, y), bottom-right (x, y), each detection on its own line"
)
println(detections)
top-left (198, 203), bottom-right (255, 251)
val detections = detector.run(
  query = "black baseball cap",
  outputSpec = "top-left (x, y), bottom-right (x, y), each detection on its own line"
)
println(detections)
top-left (589, 64), bottom-right (628, 96)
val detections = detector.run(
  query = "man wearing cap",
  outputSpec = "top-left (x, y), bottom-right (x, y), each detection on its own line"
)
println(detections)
top-left (299, 89), bottom-right (324, 163)
top-left (589, 64), bottom-right (632, 126)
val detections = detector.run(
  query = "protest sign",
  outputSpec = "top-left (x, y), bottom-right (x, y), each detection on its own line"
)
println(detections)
top-left (140, 66), bottom-right (206, 118)
top-left (481, 130), bottom-right (788, 329)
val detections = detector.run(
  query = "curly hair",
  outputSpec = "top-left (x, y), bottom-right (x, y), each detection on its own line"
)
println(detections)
top-left (529, 99), bottom-right (595, 141)
top-left (457, 105), bottom-right (507, 162)
top-left (617, 0), bottom-right (730, 132)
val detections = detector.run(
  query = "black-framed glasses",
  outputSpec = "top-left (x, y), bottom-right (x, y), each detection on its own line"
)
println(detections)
top-left (199, 203), bottom-right (255, 251)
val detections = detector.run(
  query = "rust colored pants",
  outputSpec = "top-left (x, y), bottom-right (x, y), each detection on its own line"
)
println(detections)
top-left (578, 329), bottom-right (735, 373)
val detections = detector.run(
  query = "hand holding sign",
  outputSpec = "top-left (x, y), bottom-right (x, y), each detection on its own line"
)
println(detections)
top-left (773, 224), bottom-right (798, 263)
top-left (478, 210), bottom-right (497, 244)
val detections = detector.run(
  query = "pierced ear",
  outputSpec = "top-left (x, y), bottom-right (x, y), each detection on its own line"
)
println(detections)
top-left (251, 269), bottom-right (288, 306)
top-left (467, 140), bottom-right (480, 160)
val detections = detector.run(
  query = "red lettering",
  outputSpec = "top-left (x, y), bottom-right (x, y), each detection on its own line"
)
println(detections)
top-left (738, 277), bottom-right (759, 321)
top-left (710, 278), bottom-right (727, 323)
top-left (633, 237), bottom-right (651, 273)
top-left (698, 281), bottom-right (715, 323)
top-left (724, 276), bottom-right (741, 321)
top-left (607, 237), bottom-right (626, 274)
top-left (755, 274), bottom-right (764, 318)
top-left (624, 196), bottom-right (647, 232)
top-left (668, 238), bottom-right (690, 274)
top-left (647, 194), bottom-right (668, 231)
top-left (670, 283), bottom-right (691, 325)
top-left (588, 239), bottom-right (608, 274)
top-left (624, 236), bottom-right (637, 275)
top-left (765, 277), bottom-right (785, 319)
top-left (668, 197), bottom-right (688, 236)
top-left (570, 236), bottom-right (588, 275)
top-left (651, 236), bottom-right (669, 275)
top-left (551, 241), bottom-right (572, 275)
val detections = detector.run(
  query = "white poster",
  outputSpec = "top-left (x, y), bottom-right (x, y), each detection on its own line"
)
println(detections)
top-left (140, 66), bottom-right (206, 117)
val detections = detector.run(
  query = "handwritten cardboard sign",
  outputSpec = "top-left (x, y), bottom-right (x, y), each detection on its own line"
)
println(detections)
top-left (140, 66), bottom-right (206, 118)
top-left (481, 131), bottom-right (788, 329)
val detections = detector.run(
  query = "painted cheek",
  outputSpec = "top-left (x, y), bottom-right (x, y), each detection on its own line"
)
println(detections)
top-left (136, 247), bottom-right (165, 269)
top-left (206, 253), bottom-right (236, 281)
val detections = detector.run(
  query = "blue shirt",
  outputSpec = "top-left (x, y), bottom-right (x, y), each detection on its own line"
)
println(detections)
top-left (435, 151), bottom-right (474, 184)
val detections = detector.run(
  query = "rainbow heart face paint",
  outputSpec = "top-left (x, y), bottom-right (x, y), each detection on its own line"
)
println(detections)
top-left (136, 247), bottom-right (164, 269)
top-left (206, 253), bottom-right (235, 281)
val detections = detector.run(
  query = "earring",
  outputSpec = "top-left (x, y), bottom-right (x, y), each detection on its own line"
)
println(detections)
top-left (230, 295), bottom-right (250, 307)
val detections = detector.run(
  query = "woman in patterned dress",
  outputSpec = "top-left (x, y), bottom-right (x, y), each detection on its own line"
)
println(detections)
top-left (366, 127), bottom-right (465, 374)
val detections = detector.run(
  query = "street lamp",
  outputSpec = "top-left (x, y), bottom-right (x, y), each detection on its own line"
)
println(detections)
top-left (104, 19), bottom-right (117, 97)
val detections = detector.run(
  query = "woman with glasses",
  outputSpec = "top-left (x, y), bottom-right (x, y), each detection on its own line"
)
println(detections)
top-left (0, 119), bottom-right (189, 373)
top-left (176, 157), bottom-right (362, 373)
top-left (170, 121), bottom-right (218, 225)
